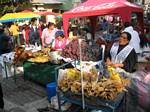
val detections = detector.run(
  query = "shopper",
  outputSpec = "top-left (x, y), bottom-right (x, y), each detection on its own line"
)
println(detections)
top-left (9, 22), bottom-right (19, 48)
top-left (0, 26), bottom-right (12, 55)
top-left (28, 18), bottom-right (41, 45)
top-left (106, 32), bottom-right (137, 73)
top-left (41, 22), bottom-right (57, 47)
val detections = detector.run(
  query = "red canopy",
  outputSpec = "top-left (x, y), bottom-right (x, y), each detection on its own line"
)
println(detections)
top-left (63, 0), bottom-right (144, 38)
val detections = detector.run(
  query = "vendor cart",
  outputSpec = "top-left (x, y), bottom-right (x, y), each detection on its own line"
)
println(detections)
top-left (54, 61), bottom-right (127, 112)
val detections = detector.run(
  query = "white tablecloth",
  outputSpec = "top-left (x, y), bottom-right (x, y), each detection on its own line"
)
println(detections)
top-left (0, 52), bottom-right (15, 78)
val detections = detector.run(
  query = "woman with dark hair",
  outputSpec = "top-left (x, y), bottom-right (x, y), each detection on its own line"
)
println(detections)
top-left (106, 32), bottom-right (137, 73)
top-left (52, 30), bottom-right (69, 50)
top-left (41, 22), bottom-right (57, 47)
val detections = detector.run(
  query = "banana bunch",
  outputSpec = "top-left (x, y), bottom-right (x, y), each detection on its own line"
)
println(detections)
top-left (66, 69), bottom-right (80, 80)
top-left (107, 66), bottom-right (121, 82)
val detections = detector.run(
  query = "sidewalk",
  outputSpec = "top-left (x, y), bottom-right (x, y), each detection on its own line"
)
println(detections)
top-left (1, 75), bottom-right (49, 112)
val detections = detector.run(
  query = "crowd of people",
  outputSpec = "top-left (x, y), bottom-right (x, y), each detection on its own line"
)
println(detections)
top-left (0, 17), bottom-right (69, 52)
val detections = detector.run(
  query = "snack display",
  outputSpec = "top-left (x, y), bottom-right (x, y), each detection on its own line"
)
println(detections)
top-left (13, 47), bottom-right (52, 64)
top-left (61, 39), bottom-right (102, 61)
top-left (13, 47), bottom-right (34, 64)
top-left (58, 67), bottom-right (130, 100)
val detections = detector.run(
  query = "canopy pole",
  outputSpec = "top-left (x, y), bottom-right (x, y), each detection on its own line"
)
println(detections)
top-left (79, 39), bottom-right (85, 110)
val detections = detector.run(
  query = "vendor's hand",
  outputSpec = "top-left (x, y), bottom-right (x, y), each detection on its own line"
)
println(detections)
top-left (106, 58), bottom-right (113, 66)
top-left (112, 63), bottom-right (124, 68)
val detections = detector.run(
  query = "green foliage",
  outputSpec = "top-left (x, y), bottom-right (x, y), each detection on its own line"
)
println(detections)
top-left (0, 1), bottom-right (32, 16)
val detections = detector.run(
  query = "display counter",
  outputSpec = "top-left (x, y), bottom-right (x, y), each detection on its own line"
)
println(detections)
top-left (23, 61), bottom-right (60, 86)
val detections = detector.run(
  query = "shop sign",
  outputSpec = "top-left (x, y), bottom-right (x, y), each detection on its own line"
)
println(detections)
top-left (71, 2), bottom-right (117, 12)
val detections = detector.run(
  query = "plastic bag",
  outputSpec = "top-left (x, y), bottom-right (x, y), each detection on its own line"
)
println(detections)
top-left (127, 71), bottom-right (150, 112)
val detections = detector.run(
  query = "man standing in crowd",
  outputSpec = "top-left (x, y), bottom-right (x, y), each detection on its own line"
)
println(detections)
top-left (123, 22), bottom-right (141, 54)
top-left (28, 18), bottom-right (41, 45)
top-left (9, 22), bottom-right (19, 48)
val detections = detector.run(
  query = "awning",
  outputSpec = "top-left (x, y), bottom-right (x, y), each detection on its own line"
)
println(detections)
top-left (0, 12), bottom-right (40, 23)
top-left (63, 0), bottom-right (144, 38)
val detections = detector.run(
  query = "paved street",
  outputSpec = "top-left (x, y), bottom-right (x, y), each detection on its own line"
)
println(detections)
top-left (1, 75), bottom-right (50, 112)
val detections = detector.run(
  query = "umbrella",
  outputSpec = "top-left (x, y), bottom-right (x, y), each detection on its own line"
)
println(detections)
top-left (34, 11), bottom-right (59, 16)
top-left (0, 12), bottom-right (40, 23)
top-left (21, 10), bottom-right (62, 17)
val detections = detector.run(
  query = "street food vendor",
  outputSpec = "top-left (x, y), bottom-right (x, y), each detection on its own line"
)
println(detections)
top-left (106, 32), bottom-right (137, 73)
top-left (52, 30), bottom-right (69, 51)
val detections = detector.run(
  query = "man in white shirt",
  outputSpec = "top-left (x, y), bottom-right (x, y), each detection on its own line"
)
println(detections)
top-left (123, 22), bottom-right (141, 54)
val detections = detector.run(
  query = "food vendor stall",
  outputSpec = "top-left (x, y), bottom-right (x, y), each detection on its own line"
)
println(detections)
top-left (13, 46), bottom-right (61, 85)
top-left (50, 39), bottom-right (130, 112)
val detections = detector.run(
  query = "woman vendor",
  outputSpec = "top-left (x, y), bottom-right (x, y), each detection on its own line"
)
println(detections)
top-left (106, 32), bottom-right (137, 73)
top-left (52, 30), bottom-right (69, 50)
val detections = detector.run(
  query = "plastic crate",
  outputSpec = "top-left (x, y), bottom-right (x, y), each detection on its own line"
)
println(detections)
top-left (23, 61), bottom-right (60, 86)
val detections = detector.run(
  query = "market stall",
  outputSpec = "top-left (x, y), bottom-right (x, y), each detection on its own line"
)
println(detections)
top-left (12, 46), bottom-right (62, 85)
top-left (62, 0), bottom-right (144, 38)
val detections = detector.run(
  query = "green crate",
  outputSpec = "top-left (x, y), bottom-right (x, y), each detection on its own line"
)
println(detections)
top-left (23, 61), bottom-right (60, 86)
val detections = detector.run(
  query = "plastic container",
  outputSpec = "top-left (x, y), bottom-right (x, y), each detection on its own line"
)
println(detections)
top-left (46, 82), bottom-right (56, 101)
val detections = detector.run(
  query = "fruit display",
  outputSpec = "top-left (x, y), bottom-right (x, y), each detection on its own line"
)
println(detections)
top-left (58, 67), bottom-right (130, 100)
top-left (61, 39), bottom-right (102, 61)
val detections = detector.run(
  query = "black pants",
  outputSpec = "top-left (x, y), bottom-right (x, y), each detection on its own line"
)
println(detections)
top-left (0, 84), bottom-right (4, 109)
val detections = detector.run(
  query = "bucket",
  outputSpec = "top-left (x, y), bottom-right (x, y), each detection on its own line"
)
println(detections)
top-left (46, 82), bottom-right (56, 101)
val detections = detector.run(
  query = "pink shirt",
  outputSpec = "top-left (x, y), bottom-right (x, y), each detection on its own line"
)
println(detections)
top-left (41, 28), bottom-right (57, 46)
top-left (52, 38), bottom-right (69, 50)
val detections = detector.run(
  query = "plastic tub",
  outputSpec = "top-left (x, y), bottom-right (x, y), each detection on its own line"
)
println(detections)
top-left (46, 82), bottom-right (56, 101)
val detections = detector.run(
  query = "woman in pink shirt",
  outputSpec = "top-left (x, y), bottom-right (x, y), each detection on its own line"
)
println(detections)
top-left (41, 22), bottom-right (57, 47)
top-left (52, 30), bottom-right (69, 51)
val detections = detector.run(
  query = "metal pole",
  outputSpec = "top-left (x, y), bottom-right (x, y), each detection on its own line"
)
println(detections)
top-left (79, 39), bottom-right (85, 110)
